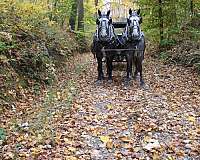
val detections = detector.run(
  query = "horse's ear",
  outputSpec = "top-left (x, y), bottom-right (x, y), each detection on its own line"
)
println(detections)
top-left (98, 10), bottom-right (102, 17)
top-left (137, 9), bottom-right (141, 15)
top-left (129, 9), bottom-right (132, 15)
top-left (107, 10), bottom-right (111, 17)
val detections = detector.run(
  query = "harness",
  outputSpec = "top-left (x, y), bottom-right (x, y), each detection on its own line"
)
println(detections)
top-left (122, 24), bottom-right (144, 44)
top-left (94, 24), bottom-right (119, 47)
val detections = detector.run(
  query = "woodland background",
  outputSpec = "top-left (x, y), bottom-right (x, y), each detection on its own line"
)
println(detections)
top-left (0, 0), bottom-right (200, 105)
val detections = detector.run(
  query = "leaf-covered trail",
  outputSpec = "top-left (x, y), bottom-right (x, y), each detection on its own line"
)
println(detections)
top-left (53, 53), bottom-right (200, 159)
top-left (1, 53), bottom-right (200, 159)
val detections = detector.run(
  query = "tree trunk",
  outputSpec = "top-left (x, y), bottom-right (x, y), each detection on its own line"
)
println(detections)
top-left (47, 0), bottom-right (53, 21)
top-left (69, 0), bottom-right (78, 31)
top-left (95, 0), bottom-right (98, 7)
top-left (52, 0), bottom-right (58, 22)
top-left (190, 0), bottom-right (194, 15)
top-left (77, 0), bottom-right (84, 31)
top-left (172, 0), bottom-right (177, 28)
top-left (95, 0), bottom-right (98, 17)
top-left (158, 0), bottom-right (164, 46)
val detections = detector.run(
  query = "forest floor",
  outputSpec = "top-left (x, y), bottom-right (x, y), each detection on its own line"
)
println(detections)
top-left (1, 53), bottom-right (200, 159)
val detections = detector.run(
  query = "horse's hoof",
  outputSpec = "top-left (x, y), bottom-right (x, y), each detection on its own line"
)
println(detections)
top-left (123, 79), bottom-right (130, 86)
top-left (141, 83), bottom-right (150, 90)
top-left (108, 79), bottom-right (113, 83)
top-left (134, 74), bottom-right (140, 80)
top-left (140, 81), bottom-right (145, 87)
top-left (95, 80), bottom-right (103, 85)
top-left (125, 78), bottom-right (131, 82)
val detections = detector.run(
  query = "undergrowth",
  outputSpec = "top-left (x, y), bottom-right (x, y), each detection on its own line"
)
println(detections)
top-left (0, 1), bottom-right (88, 106)
top-left (155, 15), bottom-right (200, 73)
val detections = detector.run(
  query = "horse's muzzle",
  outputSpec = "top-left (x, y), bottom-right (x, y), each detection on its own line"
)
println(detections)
top-left (99, 36), bottom-right (110, 42)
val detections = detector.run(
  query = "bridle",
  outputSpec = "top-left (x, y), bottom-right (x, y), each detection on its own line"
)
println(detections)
top-left (96, 16), bottom-right (114, 43)
top-left (124, 11), bottom-right (142, 42)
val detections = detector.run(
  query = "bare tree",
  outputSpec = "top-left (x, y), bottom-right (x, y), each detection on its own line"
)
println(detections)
top-left (95, 0), bottom-right (98, 7)
top-left (158, 0), bottom-right (163, 46)
top-left (77, 0), bottom-right (84, 31)
top-left (190, 0), bottom-right (194, 15)
top-left (69, 0), bottom-right (78, 31)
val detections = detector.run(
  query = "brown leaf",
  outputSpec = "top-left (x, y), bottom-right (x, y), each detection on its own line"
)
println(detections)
top-left (119, 136), bottom-right (132, 142)
top-left (106, 140), bottom-right (113, 149)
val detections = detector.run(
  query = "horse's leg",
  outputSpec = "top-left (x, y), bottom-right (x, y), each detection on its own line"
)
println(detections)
top-left (133, 53), bottom-right (138, 79)
top-left (106, 58), bottom-right (109, 76)
top-left (130, 55), bottom-right (133, 79)
top-left (106, 55), bottom-right (113, 83)
top-left (137, 58), bottom-right (144, 86)
top-left (133, 61), bottom-right (138, 79)
top-left (97, 54), bottom-right (104, 81)
top-left (126, 53), bottom-right (132, 82)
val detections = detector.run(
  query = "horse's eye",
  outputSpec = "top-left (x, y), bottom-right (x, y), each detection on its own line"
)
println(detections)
top-left (96, 19), bottom-right (100, 25)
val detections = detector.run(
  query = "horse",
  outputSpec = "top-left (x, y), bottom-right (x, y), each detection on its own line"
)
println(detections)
top-left (91, 10), bottom-right (120, 83)
top-left (122, 9), bottom-right (146, 86)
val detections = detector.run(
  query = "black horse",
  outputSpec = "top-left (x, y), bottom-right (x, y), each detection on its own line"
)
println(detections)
top-left (91, 10), bottom-right (120, 83)
top-left (122, 9), bottom-right (145, 86)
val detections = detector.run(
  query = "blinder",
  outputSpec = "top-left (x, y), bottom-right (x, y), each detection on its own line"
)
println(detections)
top-left (126, 10), bottom-right (142, 41)
top-left (95, 11), bottom-right (113, 43)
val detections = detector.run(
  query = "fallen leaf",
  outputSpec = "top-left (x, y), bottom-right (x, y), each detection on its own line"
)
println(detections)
top-left (188, 116), bottom-right (195, 123)
top-left (167, 156), bottom-right (175, 160)
top-left (119, 136), bottom-right (132, 142)
top-left (144, 136), bottom-right (151, 142)
top-left (64, 138), bottom-right (73, 145)
top-left (152, 152), bottom-right (160, 160)
top-left (99, 136), bottom-right (110, 143)
top-left (4, 152), bottom-right (14, 159)
top-left (30, 147), bottom-right (41, 155)
top-left (64, 148), bottom-right (70, 155)
top-left (133, 147), bottom-right (141, 152)
top-left (17, 135), bottom-right (24, 142)
top-left (65, 156), bottom-right (77, 160)
top-left (122, 143), bottom-right (132, 149)
top-left (68, 146), bottom-right (76, 153)
top-left (143, 139), bottom-right (161, 151)
top-left (106, 140), bottom-right (113, 149)
top-left (107, 104), bottom-right (113, 110)
top-left (176, 150), bottom-right (185, 157)
top-left (91, 149), bottom-right (101, 158)
top-left (57, 92), bottom-right (61, 100)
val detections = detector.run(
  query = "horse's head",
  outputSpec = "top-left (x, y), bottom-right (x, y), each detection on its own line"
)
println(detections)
top-left (96, 10), bottom-right (113, 43)
top-left (126, 9), bottom-right (142, 41)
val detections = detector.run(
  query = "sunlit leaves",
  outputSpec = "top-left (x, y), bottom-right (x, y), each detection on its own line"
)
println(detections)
top-left (99, 135), bottom-right (110, 143)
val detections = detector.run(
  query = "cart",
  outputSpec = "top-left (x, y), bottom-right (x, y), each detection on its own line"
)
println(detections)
top-left (96, 2), bottom-right (141, 62)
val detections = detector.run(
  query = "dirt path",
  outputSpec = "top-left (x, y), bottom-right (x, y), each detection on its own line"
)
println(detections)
top-left (1, 53), bottom-right (200, 159)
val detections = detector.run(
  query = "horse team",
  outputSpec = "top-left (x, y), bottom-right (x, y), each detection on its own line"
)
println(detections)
top-left (91, 9), bottom-right (145, 86)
